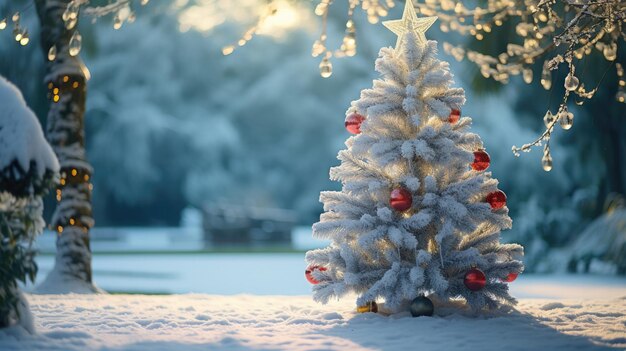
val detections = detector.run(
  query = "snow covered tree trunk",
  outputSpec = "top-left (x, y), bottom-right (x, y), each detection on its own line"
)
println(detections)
top-left (34, 0), bottom-right (98, 293)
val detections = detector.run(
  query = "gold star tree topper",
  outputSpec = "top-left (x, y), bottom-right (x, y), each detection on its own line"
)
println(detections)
top-left (383, 0), bottom-right (438, 51)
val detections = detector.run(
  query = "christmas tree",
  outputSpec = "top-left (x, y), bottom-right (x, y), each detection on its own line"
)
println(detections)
top-left (305, 0), bottom-right (524, 314)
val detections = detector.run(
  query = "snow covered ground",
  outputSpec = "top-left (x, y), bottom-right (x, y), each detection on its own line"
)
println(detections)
top-left (1, 293), bottom-right (625, 350)
top-left (10, 229), bottom-right (625, 350)
top-left (29, 252), bottom-right (626, 298)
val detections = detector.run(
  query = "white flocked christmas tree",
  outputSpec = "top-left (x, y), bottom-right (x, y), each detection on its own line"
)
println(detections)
top-left (305, 0), bottom-right (524, 315)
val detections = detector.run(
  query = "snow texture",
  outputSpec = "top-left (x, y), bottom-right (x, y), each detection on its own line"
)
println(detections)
top-left (0, 76), bottom-right (59, 178)
top-left (0, 293), bottom-right (624, 350)
top-left (306, 32), bottom-right (523, 312)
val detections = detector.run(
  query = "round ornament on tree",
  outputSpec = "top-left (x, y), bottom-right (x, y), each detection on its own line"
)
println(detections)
top-left (389, 188), bottom-right (412, 211)
top-left (464, 268), bottom-right (487, 291)
top-left (356, 301), bottom-right (378, 313)
top-left (410, 296), bottom-right (434, 317)
top-left (305, 265), bottom-right (327, 285)
top-left (345, 112), bottom-right (366, 134)
top-left (503, 272), bottom-right (518, 282)
top-left (448, 108), bottom-right (461, 123)
top-left (471, 150), bottom-right (490, 171)
top-left (486, 190), bottom-right (507, 210)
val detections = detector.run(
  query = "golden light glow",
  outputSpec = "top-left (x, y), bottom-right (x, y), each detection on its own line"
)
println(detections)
top-left (53, 88), bottom-right (59, 94)
top-left (73, 82), bottom-right (79, 88)
top-left (69, 218), bottom-right (75, 225)
top-left (84, 174), bottom-right (90, 181)
top-left (71, 169), bottom-right (78, 176)
top-left (178, 0), bottom-right (311, 38)
top-left (53, 95), bottom-right (60, 102)
top-left (60, 178), bottom-right (66, 185)
top-left (63, 76), bottom-right (69, 82)
top-left (57, 225), bottom-right (63, 233)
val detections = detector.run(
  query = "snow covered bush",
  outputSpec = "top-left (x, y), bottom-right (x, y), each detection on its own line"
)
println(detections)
top-left (0, 76), bottom-right (58, 331)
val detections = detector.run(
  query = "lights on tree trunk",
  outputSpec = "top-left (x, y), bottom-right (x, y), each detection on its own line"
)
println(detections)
top-left (389, 187), bottom-right (412, 211)
top-left (0, 19), bottom-right (6, 30)
top-left (471, 150), bottom-right (490, 171)
top-left (305, 265), bottom-right (327, 284)
top-left (448, 108), bottom-right (460, 123)
top-left (464, 268), bottom-right (486, 291)
top-left (486, 190), bottom-right (506, 210)
top-left (345, 113), bottom-right (365, 134)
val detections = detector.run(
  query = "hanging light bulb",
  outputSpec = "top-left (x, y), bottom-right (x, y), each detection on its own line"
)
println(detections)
top-left (319, 56), bottom-right (332, 78)
top-left (48, 45), bottom-right (57, 61)
top-left (63, 1), bottom-right (79, 29)
top-left (564, 72), bottom-right (579, 91)
top-left (19, 31), bottom-right (29, 46)
top-left (603, 43), bottom-right (617, 61)
top-left (69, 31), bottom-right (82, 56)
top-left (522, 69), bottom-right (533, 84)
top-left (113, 15), bottom-right (122, 30)
top-left (222, 45), bottom-right (234, 56)
top-left (541, 61), bottom-right (551, 90)
top-left (342, 20), bottom-right (356, 57)
top-left (542, 150), bottom-right (553, 172)
top-left (11, 12), bottom-right (19, 23)
top-left (0, 18), bottom-right (6, 30)
top-left (559, 109), bottom-right (574, 130)
top-left (65, 17), bottom-right (77, 30)
top-left (141, 0), bottom-right (150, 5)
top-left (543, 110), bottom-right (554, 127)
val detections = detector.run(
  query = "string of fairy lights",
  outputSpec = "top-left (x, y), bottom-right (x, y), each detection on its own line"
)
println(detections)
top-left (0, 0), bottom-right (150, 58)
top-left (2, 0), bottom-right (624, 171)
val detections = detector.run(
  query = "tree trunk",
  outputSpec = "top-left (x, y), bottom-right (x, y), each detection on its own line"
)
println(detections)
top-left (34, 0), bottom-right (98, 293)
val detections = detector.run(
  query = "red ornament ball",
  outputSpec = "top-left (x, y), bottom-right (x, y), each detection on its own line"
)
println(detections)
top-left (503, 272), bottom-right (518, 282)
top-left (448, 108), bottom-right (461, 123)
top-left (471, 150), bottom-right (491, 171)
top-left (305, 265), bottom-right (327, 284)
top-left (464, 268), bottom-right (487, 291)
top-left (486, 190), bottom-right (507, 210)
top-left (345, 113), bottom-right (366, 134)
top-left (390, 188), bottom-right (412, 211)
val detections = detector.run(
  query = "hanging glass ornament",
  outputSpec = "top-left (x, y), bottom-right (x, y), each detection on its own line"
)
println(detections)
top-left (542, 151), bottom-right (553, 172)
top-left (564, 73), bottom-right (579, 91)
top-left (522, 69), bottom-right (533, 84)
top-left (48, 45), bottom-right (57, 61)
top-left (543, 110), bottom-right (555, 127)
top-left (69, 31), bottom-right (82, 56)
top-left (319, 57), bottom-right (332, 78)
top-left (559, 109), bottom-right (574, 130)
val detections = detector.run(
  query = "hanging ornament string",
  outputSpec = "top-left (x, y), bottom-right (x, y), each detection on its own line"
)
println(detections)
top-left (1, 1), bottom-right (36, 46)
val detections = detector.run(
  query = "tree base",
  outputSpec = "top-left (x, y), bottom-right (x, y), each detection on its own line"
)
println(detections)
top-left (34, 267), bottom-right (105, 295)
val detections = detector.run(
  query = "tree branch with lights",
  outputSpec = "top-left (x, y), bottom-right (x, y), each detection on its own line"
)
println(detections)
top-left (308, 0), bottom-right (625, 169)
